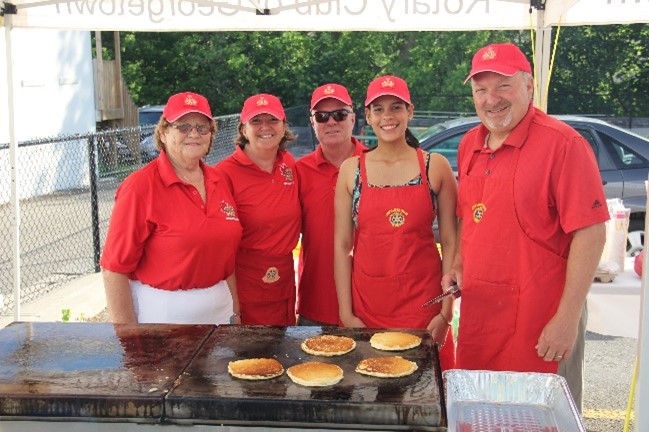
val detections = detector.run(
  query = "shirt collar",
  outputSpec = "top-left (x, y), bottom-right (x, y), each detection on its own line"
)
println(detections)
top-left (232, 145), bottom-right (286, 170)
top-left (314, 136), bottom-right (366, 167)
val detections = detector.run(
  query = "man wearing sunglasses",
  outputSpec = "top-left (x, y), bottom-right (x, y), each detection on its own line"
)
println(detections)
top-left (295, 84), bottom-right (366, 326)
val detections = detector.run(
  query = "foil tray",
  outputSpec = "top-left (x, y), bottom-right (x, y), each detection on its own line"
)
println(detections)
top-left (443, 369), bottom-right (586, 432)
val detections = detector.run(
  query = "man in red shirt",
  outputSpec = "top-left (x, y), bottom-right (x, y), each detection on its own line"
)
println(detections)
top-left (444, 43), bottom-right (609, 410)
top-left (296, 84), bottom-right (365, 326)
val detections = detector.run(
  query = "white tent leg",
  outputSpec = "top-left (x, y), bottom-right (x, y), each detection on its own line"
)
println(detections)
top-left (636, 191), bottom-right (649, 431)
top-left (533, 27), bottom-right (552, 113)
top-left (4, 17), bottom-right (21, 321)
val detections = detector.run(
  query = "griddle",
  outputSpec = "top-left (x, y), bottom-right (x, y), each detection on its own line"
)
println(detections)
top-left (0, 321), bottom-right (213, 422)
top-left (166, 325), bottom-right (446, 430)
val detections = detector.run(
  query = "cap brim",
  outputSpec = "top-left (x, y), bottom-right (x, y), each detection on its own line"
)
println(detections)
top-left (364, 92), bottom-right (411, 107)
top-left (165, 109), bottom-right (212, 123)
top-left (241, 109), bottom-right (285, 124)
top-left (463, 66), bottom-right (520, 84)
top-left (311, 95), bottom-right (353, 110)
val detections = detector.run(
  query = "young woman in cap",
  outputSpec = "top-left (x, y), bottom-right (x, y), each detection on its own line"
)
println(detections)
top-left (333, 76), bottom-right (458, 370)
top-left (101, 91), bottom-right (243, 324)
top-left (215, 94), bottom-right (301, 326)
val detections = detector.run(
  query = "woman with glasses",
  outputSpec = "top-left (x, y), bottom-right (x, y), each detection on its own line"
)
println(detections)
top-left (334, 76), bottom-right (458, 370)
top-left (101, 91), bottom-right (243, 325)
top-left (215, 94), bottom-right (301, 326)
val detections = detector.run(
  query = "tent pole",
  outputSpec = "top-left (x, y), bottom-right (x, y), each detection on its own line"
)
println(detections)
top-left (636, 190), bottom-right (649, 430)
top-left (4, 16), bottom-right (21, 321)
top-left (533, 26), bottom-right (552, 114)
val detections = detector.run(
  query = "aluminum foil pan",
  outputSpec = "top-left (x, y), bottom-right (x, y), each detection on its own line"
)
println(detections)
top-left (443, 369), bottom-right (586, 432)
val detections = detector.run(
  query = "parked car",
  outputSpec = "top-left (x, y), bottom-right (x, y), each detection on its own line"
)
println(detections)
top-left (137, 105), bottom-right (165, 162)
top-left (139, 134), bottom-right (159, 162)
top-left (138, 105), bottom-right (165, 126)
top-left (418, 115), bottom-right (649, 255)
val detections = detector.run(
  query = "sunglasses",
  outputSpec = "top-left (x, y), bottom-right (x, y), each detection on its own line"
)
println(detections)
top-left (172, 123), bottom-right (211, 135)
top-left (312, 109), bottom-right (351, 124)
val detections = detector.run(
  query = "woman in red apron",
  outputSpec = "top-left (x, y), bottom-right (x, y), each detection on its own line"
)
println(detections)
top-left (334, 76), bottom-right (458, 371)
top-left (216, 94), bottom-right (301, 326)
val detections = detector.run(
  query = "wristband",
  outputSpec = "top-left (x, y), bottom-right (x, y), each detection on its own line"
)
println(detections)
top-left (229, 311), bottom-right (242, 324)
top-left (439, 311), bottom-right (452, 326)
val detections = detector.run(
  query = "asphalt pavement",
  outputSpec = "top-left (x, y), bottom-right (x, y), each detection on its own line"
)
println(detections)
top-left (584, 331), bottom-right (638, 432)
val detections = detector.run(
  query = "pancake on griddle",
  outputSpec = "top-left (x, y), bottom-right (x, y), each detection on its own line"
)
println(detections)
top-left (369, 331), bottom-right (422, 351)
top-left (301, 334), bottom-right (356, 356)
top-left (287, 361), bottom-right (344, 386)
top-left (228, 358), bottom-right (284, 380)
top-left (355, 356), bottom-right (418, 378)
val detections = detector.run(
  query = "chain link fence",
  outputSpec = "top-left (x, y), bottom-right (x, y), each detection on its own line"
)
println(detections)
top-left (0, 109), bottom-right (316, 319)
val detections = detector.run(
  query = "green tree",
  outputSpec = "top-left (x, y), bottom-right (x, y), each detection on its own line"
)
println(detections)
top-left (117, 26), bottom-right (648, 119)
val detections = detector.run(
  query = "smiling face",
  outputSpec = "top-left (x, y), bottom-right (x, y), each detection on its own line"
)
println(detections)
top-left (241, 113), bottom-right (286, 153)
top-left (365, 95), bottom-right (413, 144)
top-left (471, 71), bottom-right (533, 137)
top-left (161, 112), bottom-right (213, 166)
top-left (310, 98), bottom-right (355, 149)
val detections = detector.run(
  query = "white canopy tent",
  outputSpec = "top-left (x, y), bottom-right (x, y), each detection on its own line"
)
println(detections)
top-left (2, 0), bottom-right (649, 427)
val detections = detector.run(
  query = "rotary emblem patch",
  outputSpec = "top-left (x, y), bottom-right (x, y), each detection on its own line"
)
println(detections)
top-left (220, 200), bottom-right (239, 221)
top-left (472, 203), bottom-right (486, 223)
top-left (385, 208), bottom-right (408, 227)
top-left (279, 163), bottom-right (294, 185)
top-left (262, 267), bottom-right (280, 284)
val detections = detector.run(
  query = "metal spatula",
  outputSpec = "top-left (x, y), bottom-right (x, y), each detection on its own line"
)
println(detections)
top-left (421, 284), bottom-right (461, 307)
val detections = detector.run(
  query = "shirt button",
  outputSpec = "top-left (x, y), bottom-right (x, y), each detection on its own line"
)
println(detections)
top-left (193, 191), bottom-right (197, 195)
top-left (490, 154), bottom-right (495, 159)
top-left (485, 169), bottom-right (491, 175)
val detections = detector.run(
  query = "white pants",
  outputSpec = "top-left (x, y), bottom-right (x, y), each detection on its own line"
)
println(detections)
top-left (130, 280), bottom-right (233, 324)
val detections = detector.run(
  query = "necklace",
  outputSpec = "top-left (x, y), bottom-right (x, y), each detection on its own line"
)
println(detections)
top-left (483, 132), bottom-right (490, 149)
top-left (179, 169), bottom-right (203, 184)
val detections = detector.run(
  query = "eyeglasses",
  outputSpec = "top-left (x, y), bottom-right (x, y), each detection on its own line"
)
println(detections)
top-left (312, 109), bottom-right (351, 124)
top-left (172, 123), bottom-right (211, 135)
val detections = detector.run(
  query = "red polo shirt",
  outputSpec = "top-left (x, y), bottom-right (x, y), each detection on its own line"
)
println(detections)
top-left (295, 138), bottom-right (366, 324)
top-left (215, 146), bottom-right (301, 255)
top-left (100, 150), bottom-right (242, 290)
top-left (457, 105), bottom-right (609, 257)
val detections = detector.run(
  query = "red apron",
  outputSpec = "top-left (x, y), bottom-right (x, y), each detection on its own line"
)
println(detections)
top-left (236, 250), bottom-right (296, 326)
top-left (352, 149), bottom-right (455, 370)
top-left (457, 144), bottom-right (564, 373)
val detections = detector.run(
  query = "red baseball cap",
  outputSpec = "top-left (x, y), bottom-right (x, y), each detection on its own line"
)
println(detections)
top-left (464, 43), bottom-right (532, 84)
top-left (240, 93), bottom-right (286, 123)
top-left (365, 75), bottom-right (411, 106)
top-left (310, 83), bottom-right (353, 110)
top-left (163, 92), bottom-right (212, 123)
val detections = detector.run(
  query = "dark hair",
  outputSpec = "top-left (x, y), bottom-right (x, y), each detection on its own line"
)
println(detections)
top-left (405, 128), bottom-right (420, 148)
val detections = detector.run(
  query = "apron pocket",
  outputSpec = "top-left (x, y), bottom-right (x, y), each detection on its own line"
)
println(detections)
top-left (460, 279), bottom-right (519, 362)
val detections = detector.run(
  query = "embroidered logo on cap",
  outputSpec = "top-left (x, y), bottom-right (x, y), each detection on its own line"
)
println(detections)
top-left (323, 85), bottom-right (335, 95)
top-left (256, 96), bottom-right (269, 106)
top-left (482, 47), bottom-right (497, 61)
top-left (184, 95), bottom-right (198, 106)
top-left (382, 77), bottom-right (395, 88)
top-left (262, 267), bottom-right (280, 283)
top-left (220, 200), bottom-right (239, 221)
top-left (472, 203), bottom-right (487, 223)
top-left (386, 208), bottom-right (408, 227)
